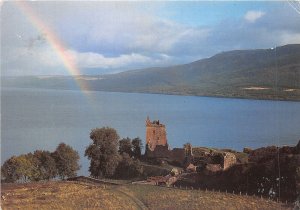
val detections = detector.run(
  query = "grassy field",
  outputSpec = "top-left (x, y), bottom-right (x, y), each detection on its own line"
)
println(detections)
top-left (126, 185), bottom-right (292, 210)
top-left (1, 181), bottom-right (140, 210)
top-left (1, 181), bottom-right (292, 210)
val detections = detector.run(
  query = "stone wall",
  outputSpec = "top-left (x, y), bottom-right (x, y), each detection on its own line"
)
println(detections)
top-left (169, 148), bottom-right (186, 163)
top-left (145, 145), bottom-right (170, 158)
top-left (145, 145), bottom-right (186, 164)
top-left (223, 152), bottom-right (237, 170)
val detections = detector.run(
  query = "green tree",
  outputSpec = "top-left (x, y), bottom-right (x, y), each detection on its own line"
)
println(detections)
top-left (132, 137), bottom-right (143, 159)
top-left (85, 127), bottom-right (120, 178)
top-left (114, 153), bottom-right (143, 179)
top-left (119, 137), bottom-right (133, 156)
top-left (33, 150), bottom-right (57, 180)
top-left (52, 143), bottom-right (80, 180)
top-left (20, 153), bottom-right (40, 182)
top-left (15, 154), bottom-right (33, 182)
top-left (1, 154), bottom-right (39, 183)
top-left (1, 156), bottom-right (21, 183)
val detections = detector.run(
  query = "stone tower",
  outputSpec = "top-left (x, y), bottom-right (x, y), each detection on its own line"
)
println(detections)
top-left (146, 117), bottom-right (167, 151)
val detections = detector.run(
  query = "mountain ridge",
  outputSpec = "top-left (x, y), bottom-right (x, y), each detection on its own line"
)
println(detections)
top-left (3, 44), bottom-right (300, 101)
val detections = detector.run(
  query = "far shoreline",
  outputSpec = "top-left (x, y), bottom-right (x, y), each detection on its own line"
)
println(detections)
top-left (2, 85), bottom-right (300, 102)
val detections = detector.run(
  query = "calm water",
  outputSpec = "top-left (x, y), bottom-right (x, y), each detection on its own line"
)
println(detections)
top-left (2, 87), bottom-right (300, 175)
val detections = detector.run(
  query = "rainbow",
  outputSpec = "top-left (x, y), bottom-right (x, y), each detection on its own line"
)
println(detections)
top-left (14, 1), bottom-right (91, 93)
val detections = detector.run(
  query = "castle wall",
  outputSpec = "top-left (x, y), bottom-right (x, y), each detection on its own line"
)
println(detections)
top-left (145, 145), bottom-right (170, 158)
top-left (223, 152), bottom-right (237, 170)
top-left (169, 148), bottom-right (185, 163)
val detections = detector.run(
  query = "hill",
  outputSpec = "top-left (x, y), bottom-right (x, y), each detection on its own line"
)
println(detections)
top-left (1, 181), bottom-right (291, 210)
top-left (3, 44), bottom-right (300, 100)
top-left (91, 44), bottom-right (300, 100)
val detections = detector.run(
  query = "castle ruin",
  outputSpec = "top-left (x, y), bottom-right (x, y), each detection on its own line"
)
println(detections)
top-left (146, 116), bottom-right (167, 151)
top-left (144, 117), bottom-right (236, 171)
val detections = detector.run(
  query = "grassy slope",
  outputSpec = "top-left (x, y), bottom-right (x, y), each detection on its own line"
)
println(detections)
top-left (1, 181), bottom-right (291, 210)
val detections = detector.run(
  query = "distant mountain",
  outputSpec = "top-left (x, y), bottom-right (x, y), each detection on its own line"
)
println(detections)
top-left (3, 44), bottom-right (300, 100)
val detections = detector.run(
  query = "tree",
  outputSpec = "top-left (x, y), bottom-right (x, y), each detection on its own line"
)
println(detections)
top-left (52, 143), bottom-right (80, 180)
top-left (33, 150), bottom-right (57, 180)
top-left (1, 156), bottom-right (22, 183)
top-left (119, 137), bottom-right (133, 156)
top-left (1, 154), bottom-right (38, 183)
top-left (85, 127), bottom-right (120, 178)
top-left (132, 137), bottom-right (143, 159)
top-left (114, 153), bottom-right (143, 179)
top-left (20, 153), bottom-right (40, 182)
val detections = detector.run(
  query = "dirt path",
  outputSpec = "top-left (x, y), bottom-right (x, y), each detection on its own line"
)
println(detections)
top-left (68, 177), bottom-right (149, 210)
top-left (114, 186), bottom-right (149, 210)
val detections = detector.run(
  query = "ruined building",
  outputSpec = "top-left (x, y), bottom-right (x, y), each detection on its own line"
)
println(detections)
top-left (145, 117), bottom-right (186, 164)
top-left (144, 117), bottom-right (236, 171)
top-left (146, 117), bottom-right (168, 151)
top-left (222, 152), bottom-right (236, 170)
top-left (192, 150), bottom-right (237, 171)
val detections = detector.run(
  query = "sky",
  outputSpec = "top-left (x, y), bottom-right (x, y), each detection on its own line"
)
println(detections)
top-left (1, 1), bottom-right (300, 76)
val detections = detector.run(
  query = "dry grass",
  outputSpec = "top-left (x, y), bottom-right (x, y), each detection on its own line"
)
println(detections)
top-left (1, 181), bottom-right (292, 210)
top-left (1, 181), bottom-right (139, 210)
top-left (127, 185), bottom-right (292, 210)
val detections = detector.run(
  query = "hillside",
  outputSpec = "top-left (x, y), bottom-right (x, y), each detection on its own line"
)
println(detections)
top-left (1, 181), bottom-right (291, 210)
top-left (3, 44), bottom-right (300, 100)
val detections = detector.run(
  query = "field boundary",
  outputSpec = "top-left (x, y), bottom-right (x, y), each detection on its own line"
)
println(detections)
top-left (67, 176), bottom-right (121, 185)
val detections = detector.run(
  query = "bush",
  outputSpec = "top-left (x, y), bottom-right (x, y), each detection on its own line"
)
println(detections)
top-left (114, 153), bottom-right (143, 179)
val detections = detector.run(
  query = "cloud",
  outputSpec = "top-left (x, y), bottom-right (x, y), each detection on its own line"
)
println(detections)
top-left (1, 1), bottom-right (300, 76)
top-left (244, 11), bottom-right (266, 23)
top-left (279, 32), bottom-right (300, 45)
top-left (1, 1), bottom-right (210, 75)
top-left (2, 44), bottom-right (66, 76)
top-left (10, 1), bottom-right (210, 57)
top-left (2, 42), bottom-right (176, 75)
top-left (67, 50), bottom-right (157, 69)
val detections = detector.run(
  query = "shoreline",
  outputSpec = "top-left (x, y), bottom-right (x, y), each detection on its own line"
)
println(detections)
top-left (2, 86), bottom-right (300, 102)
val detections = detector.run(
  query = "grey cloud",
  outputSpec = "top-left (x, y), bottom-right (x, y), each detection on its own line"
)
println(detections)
top-left (1, 1), bottom-right (300, 76)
